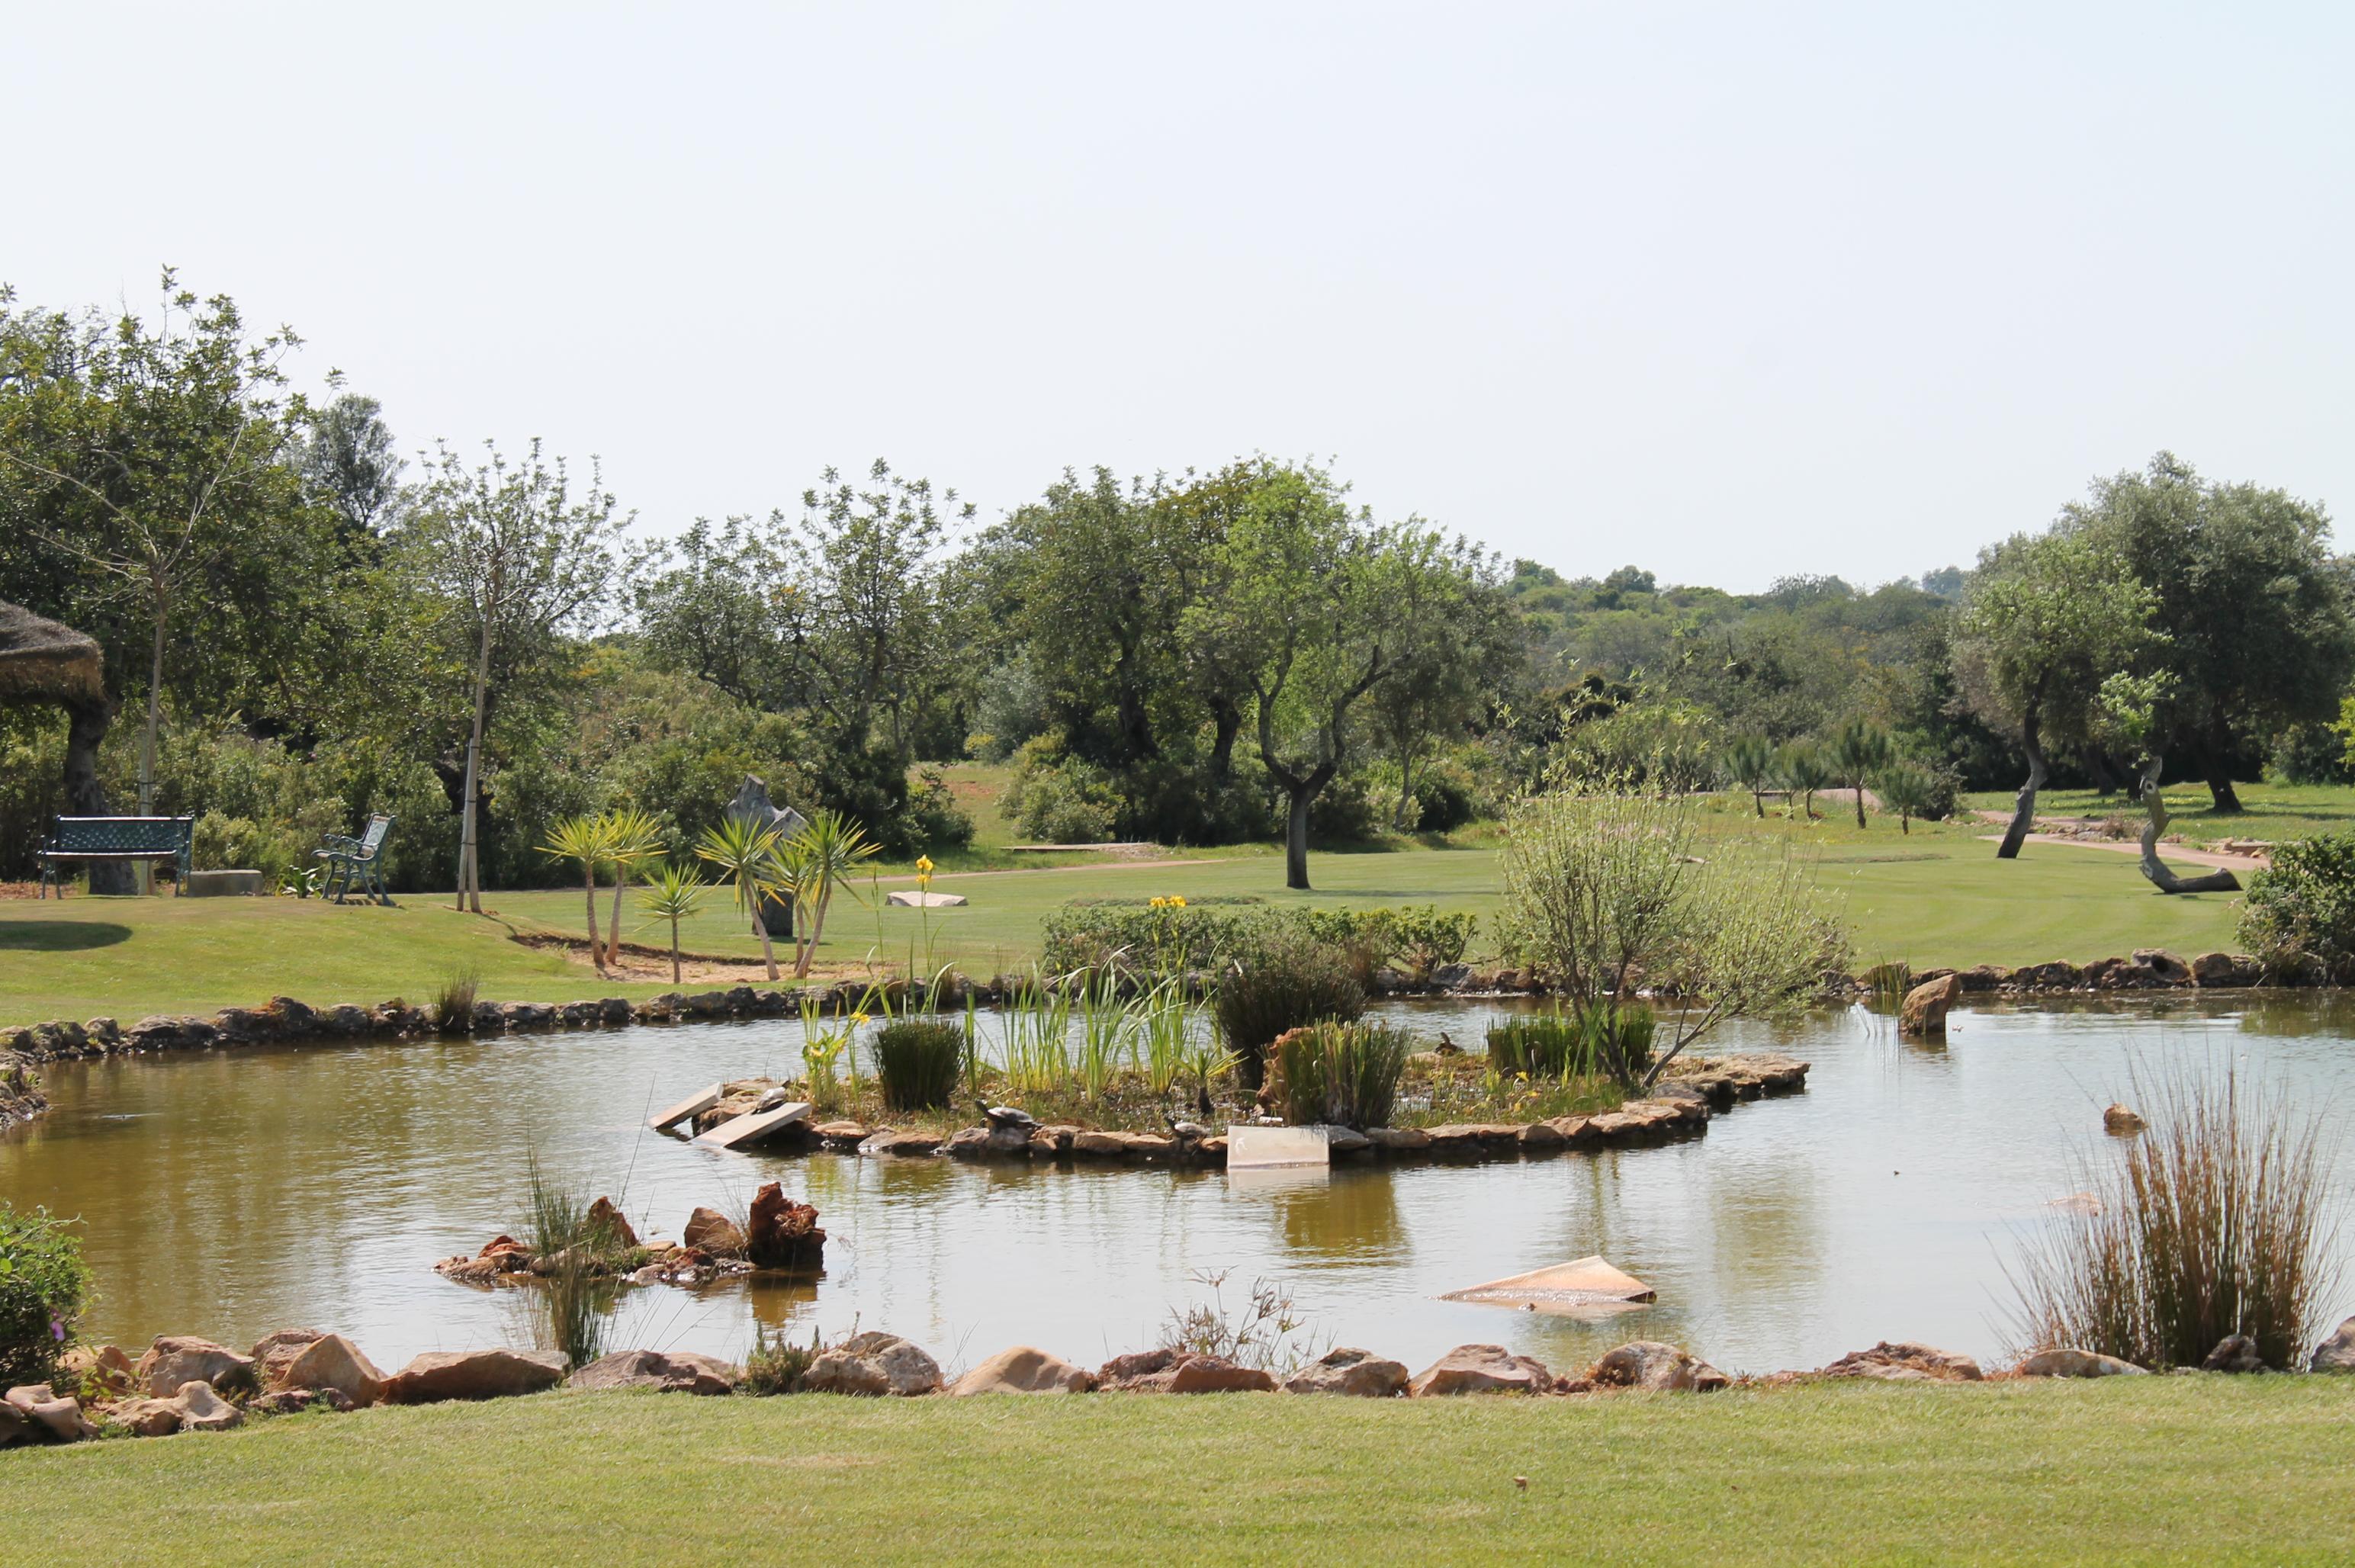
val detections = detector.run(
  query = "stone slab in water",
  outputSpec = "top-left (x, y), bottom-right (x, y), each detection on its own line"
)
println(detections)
top-left (185, 870), bottom-right (264, 897)
top-left (1226, 1125), bottom-right (1331, 1169)
top-left (885, 890), bottom-right (967, 908)
top-left (1441, 1255), bottom-right (1657, 1316)
top-left (693, 1100), bottom-right (812, 1150)
top-left (650, 1083), bottom-right (723, 1133)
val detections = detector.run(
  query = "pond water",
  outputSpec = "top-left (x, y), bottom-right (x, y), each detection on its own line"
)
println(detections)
top-left (5, 995), bottom-right (2352, 1379)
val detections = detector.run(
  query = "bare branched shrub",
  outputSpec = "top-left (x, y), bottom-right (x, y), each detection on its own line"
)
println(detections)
top-left (1161, 1268), bottom-right (1325, 1376)
top-left (2006, 1066), bottom-right (2341, 1370)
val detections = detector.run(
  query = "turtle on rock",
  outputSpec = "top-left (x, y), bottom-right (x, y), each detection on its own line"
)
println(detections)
top-left (977, 1100), bottom-right (1039, 1134)
top-left (1165, 1112), bottom-right (1213, 1142)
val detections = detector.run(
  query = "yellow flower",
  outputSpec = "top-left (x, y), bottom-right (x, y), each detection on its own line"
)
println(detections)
top-left (1149, 896), bottom-right (1168, 909)
top-left (849, 1010), bottom-right (872, 1027)
top-left (1173, 895), bottom-right (1187, 908)
top-left (914, 854), bottom-right (935, 889)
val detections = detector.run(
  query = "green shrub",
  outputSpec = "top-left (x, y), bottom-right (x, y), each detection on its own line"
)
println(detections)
top-left (2239, 831), bottom-right (2355, 980)
top-left (1004, 737), bottom-right (1120, 843)
top-left (1042, 901), bottom-right (1270, 978)
top-left (1271, 1020), bottom-right (1414, 1128)
top-left (1486, 1003), bottom-right (1653, 1078)
top-left (0, 1203), bottom-right (92, 1386)
top-left (874, 1019), bottom-right (965, 1110)
top-left (743, 1322), bottom-right (825, 1395)
top-left (1212, 924), bottom-right (1365, 1089)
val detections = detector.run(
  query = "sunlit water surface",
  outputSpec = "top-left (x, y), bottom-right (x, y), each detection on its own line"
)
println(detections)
top-left (5, 995), bottom-right (2352, 1377)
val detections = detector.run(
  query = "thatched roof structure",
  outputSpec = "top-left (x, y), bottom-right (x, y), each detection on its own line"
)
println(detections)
top-left (0, 600), bottom-right (105, 709)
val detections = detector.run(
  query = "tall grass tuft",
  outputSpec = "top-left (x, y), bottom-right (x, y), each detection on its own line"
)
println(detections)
top-left (1863, 960), bottom-right (1913, 1012)
top-left (873, 1019), bottom-right (965, 1110)
top-left (1487, 1003), bottom-right (1653, 1080)
top-left (1271, 1020), bottom-right (1415, 1129)
top-left (519, 1152), bottom-right (625, 1370)
top-left (1211, 925), bottom-right (1365, 1090)
top-left (434, 968), bottom-right (481, 1033)
top-left (997, 969), bottom-right (1075, 1095)
top-left (742, 1322), bottom-right (826, 1395)
top-left (2006, 1066), bottom-right (2341, 1370)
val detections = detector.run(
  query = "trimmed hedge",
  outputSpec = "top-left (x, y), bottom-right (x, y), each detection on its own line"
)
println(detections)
top-left (1040, 901), bottom-right (1477, 982)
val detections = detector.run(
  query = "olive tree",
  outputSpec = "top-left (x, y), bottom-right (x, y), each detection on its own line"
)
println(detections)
top-left (1498, 789), bottom-right (1846, 1091)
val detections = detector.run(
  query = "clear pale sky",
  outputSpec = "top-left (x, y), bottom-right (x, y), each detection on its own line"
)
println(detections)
top-left (8, 3), bottom-right (2348, 590)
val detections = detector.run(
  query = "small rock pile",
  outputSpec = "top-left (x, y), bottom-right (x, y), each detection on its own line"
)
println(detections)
top-left (434, 1187), bottom-right (827, 1290)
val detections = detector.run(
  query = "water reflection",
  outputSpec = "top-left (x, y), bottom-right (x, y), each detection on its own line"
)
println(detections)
top-left (4, 996), bottom-right (2353, 1377)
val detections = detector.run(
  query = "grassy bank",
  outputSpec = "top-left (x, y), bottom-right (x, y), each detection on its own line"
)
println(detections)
top-left (2, 1380), bottom-right (2350, 1562)
top-left (2, 827), bottom-right (2255, 1023)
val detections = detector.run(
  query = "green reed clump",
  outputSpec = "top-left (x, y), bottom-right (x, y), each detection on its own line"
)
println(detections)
top-left (1271, 1020), bottom-right (1415, 1129)
top-left (874, 1019), bottom-right (966, 1110)
top-left (1212, 924), bottom-right (1365, 1090)
top-left (1487, 1004), bottom-right (1653, 1079)
top-left (519, 1153), bottom-right (628, 1370)
top-left (1863, 960), bottom-right (1914, 1011)
top-left (742, 1322), bottom-right (827, 1395)
top-left (434, 968), bottom-right (481, 1033)
top-left (2006, 1066), bottom-right (2341, 1370)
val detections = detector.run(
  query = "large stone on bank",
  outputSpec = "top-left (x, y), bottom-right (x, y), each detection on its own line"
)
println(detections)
top-left (5, 1383), bottom-right (97, 1442)
top-left (249, 1328), bottom-right (329, 1386)
top-left (1897, 973), bottom-right (1962, 1038)
top-left (682, 1207), bottom-right (747, 1258)
top-left (1168, 1356), bottom-right (1277, 1393)
top-left (1820, 1341), bottom-right (1983, 1383)
top-left (1590, 1340), bottom-right (1729, 1392)
top-left (2200, 1335), bottom-right (2265, 1374)
top-left (1285, 1347), bottom-right (1409, 1397)
top-left (1409, 1344), bottom-right (1553, 1396)
top-left (278, 1334), bottom-right (389, 1406)
top-left (386, 1347), bottom-right (568, 1403)
top-left (567, 1349), bottom-right (739, 1396)
top-left (2016, 1347), bottom-right (2147, 1378)
top-left (950, 1346), bottom-right (1096, 1396)
top-left (802, 1332), bottom-right (942, 1397)
top-left (856, 1129), bottom-right (943, 1158)
top-left (2307, 1317), bottom-right (2355, 1372)
top-left (59, 1342), bottom-right (136, 1397)
top-left (172, 1380), bottom-right (244, 1431)
top-left (2191, 951), bottom-right (2260, 988)
top-left (134, 1335), bottom-right (256, 1397)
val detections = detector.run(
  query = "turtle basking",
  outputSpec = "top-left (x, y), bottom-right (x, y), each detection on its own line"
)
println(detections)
top-left (976, 1099), bottom-right (1039, 1134)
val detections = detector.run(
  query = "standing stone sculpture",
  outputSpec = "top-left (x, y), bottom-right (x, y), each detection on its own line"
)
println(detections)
top-left (726, 775), bottom-right (807, 938)
top-left (0, 601), bottom-right (130, 893)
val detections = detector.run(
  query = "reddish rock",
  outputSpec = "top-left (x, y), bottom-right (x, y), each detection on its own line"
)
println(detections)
top-left (133, 1336), bottom-right (256, 1398)
top-left (1167, 1355), bottom-right (1277, 1393)
top-left (386, 1348), bottom-right (567, 1403)
top-left (567, 1349), bottom-right (740, 1396)
top-left (585, 1197), bottom-right (638, 1248)
top-left (745, 1183), bottom-right (827, 1271)
top-left (950, 1346), bottom-right (1094, 1396)
top-left (683, 1207), bottom-right (747, 1258)
top-left (278, 1334), bottom-right (389, 1406)
top-left (1820, 1341), bottom-right (1982, 1383)
top-left (1409, 1344), bottom-right (1553, 1396)
top-left (1284, 1347), bottom-right (1409, 1397)
top-left (250, 1328), bottom-right (329, 1386)
top-left (802, 1332), bottom-right (941, 1396)
top-left (1898, 973), bottom-right (1962, 1038)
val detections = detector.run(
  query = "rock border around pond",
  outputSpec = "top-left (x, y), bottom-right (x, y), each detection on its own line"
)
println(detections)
top-left (17, 1315), bottom-right (2354, 1450)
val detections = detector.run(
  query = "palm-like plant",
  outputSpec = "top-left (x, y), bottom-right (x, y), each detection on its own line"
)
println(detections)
top-left (1723, 734), bottom-right (1777, 818)
top-left (541, 814), bottom-right (616, 975)
top-left (1828, 718), bottom-right (1894, 829)
top-left (599, 808), bottom-right (668, 968)
top-left (695, 815), bottom-right (790, 981)
top-left (1776, 741), bottom-right (1831, 821)
top-left (636, 860), bottom-right (708, 983)
top-left (1875, 760), bottom-right (1937, 836)
top-left (785, 809), bottom-right (881, 979)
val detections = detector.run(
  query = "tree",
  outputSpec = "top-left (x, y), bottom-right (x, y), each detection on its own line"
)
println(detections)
top-left (2069, 454), bottom-right (2355, 813)
top-left (299, 391), bottom-right (405, 539)
top-left (599, 808), bottom-right (668, 968)
top-left (1775, 741), bottom-right (1831, 820)
top-left (1957, 528), bottom-right (2157, 858)
top-left (1723, 734), bottom-right (1776, 818)
top-left (637, 860), bottom-right (708, 985)
top-left (1873, 760), bottom-right (1938, 834)
top-left (0, 272), bottom-right (313, 882)
top-left (401, 439), bottom-right (626, 910)
top-left (1498, 789), bottom-right (1845, 1091)
top-left (1364, 543), bottom-right (1516, 828)
top-left (541, 814), bottom-right (615, 975)
top-left (695, 814), bottom-right (789, 981)
top-left (779, 808), bottom-right (879, 978)
top-left (1826, 718), bottom-right (1892, 829)
top-left (631, 516), bottom-right (789, 708)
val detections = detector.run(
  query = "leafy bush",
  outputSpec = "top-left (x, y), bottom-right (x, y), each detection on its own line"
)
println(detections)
top-left (1212, 924), bottom-right (1365, 1089)
top-left (874, 1019), bottom-right (965, 1110)
top-left (1271, 1020), bottom-right (1414, 1128)
top-left (1004, 737), bottom-right (1120, 843)
top-left (1387, 906), bottom-right (1476, 976)
top-left (1411, 769), bottom-right (1480, 832)
top-left (1306, 773), bottom-right (1382, 842)
top-left (2239, 830), bottom-right (2355, 980)
top-left (743, 1322), bottom-right (825, 1395)
top-left (2006, 1068), bottom-right (2337, 1370)
top-left (0, 1203), bottom-right (92, 1386)
top-left (1042, 901), bottom-right (1270, 977)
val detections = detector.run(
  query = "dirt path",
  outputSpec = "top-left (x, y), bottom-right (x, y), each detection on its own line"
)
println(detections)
top-left (890, 856), bottom-right (1226, 885)
top-left (1971, 834), bottom-right (2266, 872)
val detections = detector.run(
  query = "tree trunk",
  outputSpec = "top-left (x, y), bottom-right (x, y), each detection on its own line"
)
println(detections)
top-left (1995, 726), bottom-right (2046, 860)
top-left (1751, 789), bottom-right (1765, 818)
top-left (137, 583), bottom-right (166, 893)
top-left (1285, 787), bottom-right (1312, 890)
top-left (456, 604), bottom-right (495, 912)
top-left (1853, 779), bottom-right (1868, 831)
top-left (1392, 744), bottom-right (1418, 831)
top-left (580, 866), bottom-right (605, 974)
top-left (2138, 753), bottom-right (2244, 895)
top-left (2199, 739), bottom-right (2244, 814)
top-left (66, 696), bottom-right (133, 895)
top-left (1206, 697), bottom-right (1242, 785)
top-left (2084, 746), bottom-right (2119, 798)
top-left (606, 869), bottom-right (630, 968)
top-left (669, 917), bottom-right (682, 985)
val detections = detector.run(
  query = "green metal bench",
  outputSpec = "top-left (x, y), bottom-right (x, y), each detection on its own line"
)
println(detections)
top-left (316, 813), bottom-right (396, 905)
top-left (37, 816), bottom-right (195, 897)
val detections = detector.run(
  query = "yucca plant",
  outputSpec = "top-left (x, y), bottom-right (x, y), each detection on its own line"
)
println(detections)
top-left (636, 861), bottom-right (708, 984)
top-left (541, 814), bottom-right (617, 974)
top-left (695, 815), bottom-right (791, 981)
top-left (598, 808), bottom-right (668, 966)
top-left (785, 810), bottom-right (881, 978)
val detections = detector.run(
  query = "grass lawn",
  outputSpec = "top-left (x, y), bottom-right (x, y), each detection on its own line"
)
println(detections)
top-left (2, 1380), bottom-right (2350, 1563)
top-left (0, 818), bottom-right (2258, 1023)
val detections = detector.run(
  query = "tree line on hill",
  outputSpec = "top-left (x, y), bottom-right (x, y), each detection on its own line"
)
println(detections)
top-left (2, 274), bottom-right (2349, 893)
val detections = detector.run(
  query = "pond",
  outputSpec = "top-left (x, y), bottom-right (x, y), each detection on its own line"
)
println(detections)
top-left (5, 995), bottom-right (2353, 1378)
